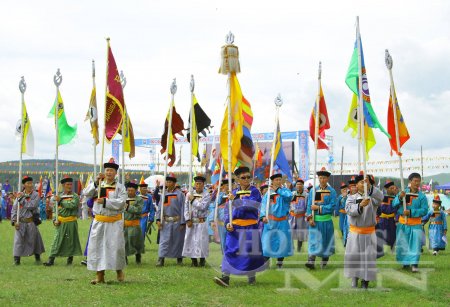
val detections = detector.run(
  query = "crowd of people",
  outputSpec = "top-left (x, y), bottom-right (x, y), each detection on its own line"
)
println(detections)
top-left (3, 160), bottom-right (448, 289)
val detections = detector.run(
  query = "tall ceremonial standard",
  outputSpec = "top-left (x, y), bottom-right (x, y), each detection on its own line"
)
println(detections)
top-left (48, 69), bottom-right (77, 219)
top-left (85, 60), bottom-right (100, 178)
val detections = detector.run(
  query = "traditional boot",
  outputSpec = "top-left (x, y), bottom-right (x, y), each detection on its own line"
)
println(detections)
top-left (156, 257), bottom-right (165, 267)
top-left (248, 275), bottom-right (256, 285)
top-left (351, 277), bottom-right (359, 288)
top-left (91, 271), bottom-right (105, 285)
top-left (81, 258), bottom-right (87, 266)
top-left (191, 258), bottom-right (198, 267)
top-left (135, 254), bottom-right (141, 264)
top-left (43, 257), bottom-right (55, 266)
top-left (214, 275), bottom-right (230, 287)
top-left (116, 270), bottom-right (125, 282)
top-left (34, 254), bottom-right (41, 264)
top-left (297, 240), bottom-right (302, 252)
top-left (177, 257), bottom-right (183, 265)
top-left (125, 257), bottom-right (128, 265)
top-left (321, 257), bottom-right (329, 269)
top-left (361, 280), bottom-right (369, 289)
top-left (305, 255), bottom-right (315, 270)
top-left (13, 256), bottom-right (20, 266)
top-left (67, 256), bottom-right (73, 265)
top-left (199, 258), bottom-right (206, 267)
top-left (411, 265), bottom-right (419, 273)
top-left (276, 257), bottom-right (284, 269)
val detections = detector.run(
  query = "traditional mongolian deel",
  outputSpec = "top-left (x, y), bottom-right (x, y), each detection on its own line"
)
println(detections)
top-left (83, 180), bottom-right (127, 271)
top-left (182, 189), bottom-right (211, 258)
top-left (344, 187), bottom-right (384, 282)
top-left (260, 187), bottom-right (293, 258)
top-left (156, 189), bottom-right (186, 258)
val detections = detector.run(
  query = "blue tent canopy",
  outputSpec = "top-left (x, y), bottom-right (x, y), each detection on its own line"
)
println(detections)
top-left (435, 182), bottom-right (450, 190)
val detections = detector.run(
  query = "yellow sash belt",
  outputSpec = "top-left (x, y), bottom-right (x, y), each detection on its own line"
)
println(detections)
top-left (95, 213), bottom-right (122, 223)
top-left (57, 216), bottom-right (77, 223)
top-left (380, 213), bottom-right (395, 219)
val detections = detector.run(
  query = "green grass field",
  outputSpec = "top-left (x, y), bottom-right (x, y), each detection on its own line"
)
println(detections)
top-left (1, 218), bottom-right (449, 306)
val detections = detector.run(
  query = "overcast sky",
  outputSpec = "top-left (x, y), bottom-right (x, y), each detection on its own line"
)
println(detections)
top-left (0, 0), bottom-right (449, 176)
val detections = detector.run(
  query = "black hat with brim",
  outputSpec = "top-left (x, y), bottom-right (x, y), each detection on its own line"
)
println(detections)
top-left (22, 176), bottom-right (33, 184)
top-left (354, 175), bottom-right (365, 184)
top-left (126, 182), bottom-right (138, 189)
top-left (194, 176), bottom-right (206, 182)
top-left (384, 181), bottom-right (395, 189)
top-left (166, 175), bottom-right (177, 182)
top-left (234, 166), bottom-right (250, 177)
top-left (316, 169), bottom-right (331, 177)
top-left (104, 162), bottom-right (119, 171)
top-left (221, 179), bottom-right (234, 185)
top-left (60, 177), bottom-right (73, 184)
top-left (270, 173), bottom-right (282, 180)
top-left (296, 179), bottom-right (304, 184)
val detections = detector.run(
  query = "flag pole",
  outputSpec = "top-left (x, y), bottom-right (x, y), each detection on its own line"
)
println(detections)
top-left (53, 69), bottom-right (62, 219)
top-left (92, 60), bottom-right (97, 179)
top-left (252, 142), bottom-right (258, 181)
top-left (17, 76), bottom-right (27, 225)
top-left (120, 70), bottom-right (127, 185)
top-left (385, 50), bottom-right (407, 216)
top-left (311, 62), bottom-right (322, 220)
top-left (188, 75), bottom-right (195, 220)
top-left (266, 94), bottom-right (283, 216)
top-left (214, 158), bottom-right (224, 223)
top-left (160, 79), bottom-right (177, 224)
top-left (100, 38), bottom-right (109, 171)
top-left (356, 16), bottom-right (368, 198)
top-left (340, 146), bottom-right (344, 183)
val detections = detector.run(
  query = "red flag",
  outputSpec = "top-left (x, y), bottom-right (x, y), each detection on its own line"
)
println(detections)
top-left (37, 176), bottom-right (43, 197)
top-left (387, 88), bottom-right (410, 156)
top-left (104, 42), bottom-right (125, 142)
top-left (77, 179), bottom-right (83, 195)
top-left (309, 85), bottom-right (330, 149)
top-left (160, 104), bottom-right (184, 167)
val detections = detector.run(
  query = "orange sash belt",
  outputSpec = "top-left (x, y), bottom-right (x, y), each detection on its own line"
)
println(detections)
top-left (124, 219), bottom-right (140, 227)
top-left (339, 209), bottom-right (346, 214)
top-left (141, 213), bottom-right (148, 217)
top-left (349, 224), bottom-right (376, 235)
top-left (95, 213), bottom-right (122, 223)
top-left (232, 219), bottom-right (258, 227)
top-left (399, 216), bottom-right (422, 226)
top-left (268, 214), bottom-right (288, 221)
top-left (290, 212), bottom-right (306, 218)
top-left (431, 221), bottom-right (443, 225)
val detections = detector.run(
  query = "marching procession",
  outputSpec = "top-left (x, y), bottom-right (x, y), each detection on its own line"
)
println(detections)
top-left (4, 163), bottom-right (448, 289)
top-left (3, 15), bottom-right (449, 293)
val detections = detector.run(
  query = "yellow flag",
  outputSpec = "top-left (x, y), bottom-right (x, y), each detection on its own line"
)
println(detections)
top-left (16, 101), bottom-right (34, 156)
top-left (220, 73), bottom-right (244, 172)
top-left (343, 93), bottom-right (376, 158)
top-left (121, 111), bottom-right (135, 158)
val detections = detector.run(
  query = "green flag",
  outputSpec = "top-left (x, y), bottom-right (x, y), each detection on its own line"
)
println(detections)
top-left (48, 90), bottom-right (77, 145)
top-left (345, 38), bottom-right (390, 138)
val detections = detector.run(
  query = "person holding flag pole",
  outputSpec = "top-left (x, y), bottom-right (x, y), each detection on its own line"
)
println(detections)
top-left (12, 77), bottom-right (45, 265)
top-left (386, 50), bottom-right (428, 273)
top-left (155, 79), bottom-right (187, 267)
top-left (260, 94), bottom-right (293, 269)
top-left (305, 62), bottom-right (335, 270)
top-left (182, 76), bottom-right (212, 267)
top-left (53, 69), bottom-right (62, 221)
top-left (214, 32), bottom-right (265, 287)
